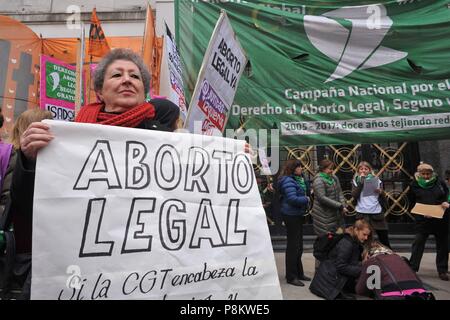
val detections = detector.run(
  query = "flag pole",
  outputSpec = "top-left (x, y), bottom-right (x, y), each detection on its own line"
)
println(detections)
top-left (75, 21), bottom-right (85, 116)
top-left (142, 2), bottom-right (153, 99)
top-left (142, 3), bottom-right (149, 57)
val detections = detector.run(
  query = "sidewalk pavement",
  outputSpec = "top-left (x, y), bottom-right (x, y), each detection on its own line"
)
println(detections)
top-left (274, 252), bottom-right (450, 300)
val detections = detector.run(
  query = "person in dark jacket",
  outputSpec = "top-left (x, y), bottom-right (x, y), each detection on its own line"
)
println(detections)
top-left (0, 109), bottom-right (53, 299)
top-left (11, 49), bottom-right (181, 299)
top-left (309, 219), bottom-right (372, 300)
top-left (351, 161), bottom-right (390, 248)
top-left (408, 162), bottom-right (449, 281)
top-left (356, 241), bottom-right (428, 299)
top-left (278, 159), bottom-right (310, 286)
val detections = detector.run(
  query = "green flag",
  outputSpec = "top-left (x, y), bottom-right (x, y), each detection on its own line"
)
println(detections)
top-left (177, 0), bottom-right (450, 146)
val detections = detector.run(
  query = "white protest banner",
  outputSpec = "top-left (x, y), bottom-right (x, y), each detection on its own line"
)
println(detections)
top-left (184, 11), bottom-right (247, 135)
top-left (32, 120), bottom-right (282, 300)
top-left (162, 23), bottom-right (188, 120)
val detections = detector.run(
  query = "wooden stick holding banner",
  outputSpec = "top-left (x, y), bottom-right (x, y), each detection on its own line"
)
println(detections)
top-left (184, 10), bottom-right (247, 136)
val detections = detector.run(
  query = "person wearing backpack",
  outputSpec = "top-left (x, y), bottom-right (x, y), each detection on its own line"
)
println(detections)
top-left (351, 161), bottom-right (390, 248)
top-left (278, 160), bottom-right (311, 286)
top-left (311, 159), bottom-right (347, 237)
top-left (309, 219), bottom-right (372, 300)
top-left (408, 162), bottom-right (449, 281)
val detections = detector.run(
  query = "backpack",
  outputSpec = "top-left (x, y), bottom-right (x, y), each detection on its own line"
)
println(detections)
top-left (313, 232), bottom-right (345, 261)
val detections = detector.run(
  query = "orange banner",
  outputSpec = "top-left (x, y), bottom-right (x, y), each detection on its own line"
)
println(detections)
top-left (152, 36), bottom-right (164, 95)
top-left (0, 15), bottom-right (41, 136)
top-left (0, 14), bottom-right (164, 137)
top-left (142, 4), bottom-right (155, 73)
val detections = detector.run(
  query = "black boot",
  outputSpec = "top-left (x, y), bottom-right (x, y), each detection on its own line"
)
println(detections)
top-left (287, 278), bottom-right (305, 287)
top-left (298, 275), bottom-right (311, 281)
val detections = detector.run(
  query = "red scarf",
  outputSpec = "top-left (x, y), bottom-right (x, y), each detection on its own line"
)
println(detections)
top-left (75, 102), bottom-right (155, 128)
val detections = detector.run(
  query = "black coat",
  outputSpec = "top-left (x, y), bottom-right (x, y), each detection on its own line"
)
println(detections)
top-left (408, 177), bottom-right (449, 228)
top-left (408, 178), bottom-right (448, 207)
top-left (310, 233), bottom-right (363, 300)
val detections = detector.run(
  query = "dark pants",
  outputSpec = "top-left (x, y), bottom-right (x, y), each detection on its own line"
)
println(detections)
top-left (283, 215), bottom-right (305, 281)
top-left (410, 214), bottom-right (449, 274)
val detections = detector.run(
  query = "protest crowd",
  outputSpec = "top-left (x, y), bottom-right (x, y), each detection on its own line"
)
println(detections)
top-left (0, 46), bottom-right (448, 300)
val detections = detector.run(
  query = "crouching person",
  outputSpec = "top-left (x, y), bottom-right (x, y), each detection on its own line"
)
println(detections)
top-left (355, 242), bottom-right (434, 300)
top-left (309, 219), bottom-right (372, 300)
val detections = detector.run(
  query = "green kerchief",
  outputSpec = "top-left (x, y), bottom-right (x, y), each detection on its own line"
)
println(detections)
top-left (319, 172), bottom-right (335, 186)
top-left (417, 175), bottom-right (437, 189)
top-left (356, 173), bottom-right (374, 184)
top-left (294, 175), bottom-right (306, 191)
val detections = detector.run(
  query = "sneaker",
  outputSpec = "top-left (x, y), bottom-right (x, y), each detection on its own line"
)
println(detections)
top-left (287, 278), bottom-right (305, 287)
top-left (438, 273), bottom-right (449, 281)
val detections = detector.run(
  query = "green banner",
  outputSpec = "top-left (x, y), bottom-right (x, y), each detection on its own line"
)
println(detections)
top-left (177, 0), bottom-right (450, 146)
top-left (46, 61), bottom-right (77, 103)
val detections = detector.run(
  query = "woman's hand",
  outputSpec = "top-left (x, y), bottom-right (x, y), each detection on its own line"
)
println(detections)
top-left (244, 143), bottom-right (255, 155)
top-left (20, 122), bottom-right (54, 161)
top-left (244, 143), bottom-right (257, 163)
top-left (442, 202), bottom-right (450, 209)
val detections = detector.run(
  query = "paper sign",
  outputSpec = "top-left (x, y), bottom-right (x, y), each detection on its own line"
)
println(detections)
top-left (258, 148), bottom-right (272, 176)
top-left (31, 120), bottom-right (282, 300)
top-left (411, 203), bottom-right (445, 219)
top-left (361, 176), bottom-right (381, 197)
top-left (185, 11), bottom-right (247, 135)
top-left (164, 24), bottom-right (188, 120)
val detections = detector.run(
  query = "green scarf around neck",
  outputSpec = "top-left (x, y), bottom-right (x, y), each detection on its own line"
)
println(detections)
top-left (417, 175), bottom-right (437, 189)
top-left (319, 172), bottom-right (335, 185)
top-left (294, 175), bottom-right (306, 191)
top-left (356, 173), bottom-right (374, 184)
